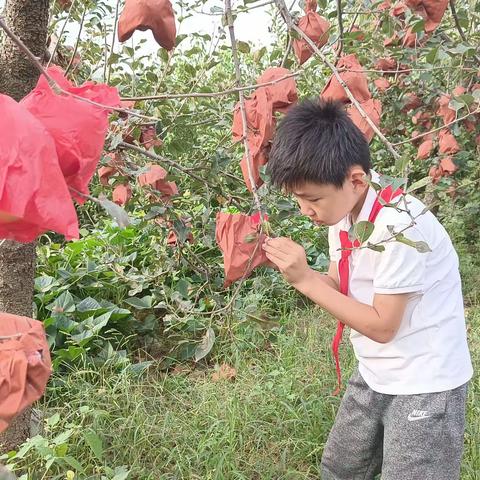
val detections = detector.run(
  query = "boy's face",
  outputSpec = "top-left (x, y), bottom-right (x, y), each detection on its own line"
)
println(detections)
top-left (290, 167), bottom-right (369, 226)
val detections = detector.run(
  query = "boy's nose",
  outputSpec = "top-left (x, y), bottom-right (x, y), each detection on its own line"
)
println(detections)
top-left (299, 203), bottom-right (315, 217)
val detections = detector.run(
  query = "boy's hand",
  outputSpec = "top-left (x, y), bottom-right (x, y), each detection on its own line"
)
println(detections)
top-left (263, 237), bottom-right (313, 285)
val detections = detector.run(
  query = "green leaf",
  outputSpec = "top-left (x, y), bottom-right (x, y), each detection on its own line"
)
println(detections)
top-left (82, 430), bottom-right (104, 461)
top-left (414, 241), bottom-right (432, 253)
top-left (112, 466), bottom-right (131, 480)
top-left (176, 279), bottom-right (190, 299)
top-left (194, 327), bottom-right (215, 362)
top-left (210, 5), bottom-right (224, 13)
top-left (51, 429), bottom-right (73, 446)
top-left (55, 443), bottom-right (68, 458)
top-left (47, 413), bottom-right (61, 427)
top-left (367, 243), bottom-right (385, 252)
top-left (395, 155), bottom-right (410, 174)
top-left (76, 297), bottom-right (101, 313)
top-left (349, 221), bottom-right (375, 243)
top-left (448, 98), bottom-right (464, 111)
top-left (98, 196), bottom-right (130, 228)
top-left (124, 296), bottom-right (153, 310)
top-left (455, 94), bottom-right (475, 106)
top-left (63, 455), bottom-right (85, 473)
top-left (253, 46), bottom-right (267, 62)
top-left (394, 233), bottom-right (416, 248)
top-left (47, 291), bottom-right (75, 315)
top-left (35, 276), bottom-right (58, 293)
top-left (378, 175), bottom-right (406, 192)
top-left (426, 45), bottom-right (439, 64)
top-left (236, 41), bottom-right (250, 53)
top-left (45, 456), bottom-right (55, 471)
top-left (407, 176), bottom-right (432, 193)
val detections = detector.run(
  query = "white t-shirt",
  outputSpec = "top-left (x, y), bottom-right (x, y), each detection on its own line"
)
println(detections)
top-left (328, 171), bottom-right (473, 394)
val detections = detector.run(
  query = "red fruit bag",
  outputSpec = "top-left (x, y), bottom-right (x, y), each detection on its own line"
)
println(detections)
top-left (0, 313), bottom-right (52, 433)
top-left (256, 67), bottom-right (298, 113)
top-left (112, 184), bottom-right (132, 206)
top-left (292, 0), bottom-right (330, 65)
top-left (138, 163), bottom-right (178, 200)
top-left (321, 54), bottom-right (371, 103)
top-left (346, 99), bottom-right (382, 143)
top-left (21, 66), bottom-right (120, 204)
top-left (0, 94), bottom-right (79, 242)
top-left (216, 212), bottom-right (273, 287)
top-left (118, 0), bottom-right (176, 50)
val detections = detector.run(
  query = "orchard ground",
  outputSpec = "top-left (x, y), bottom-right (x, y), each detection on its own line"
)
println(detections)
top-left (3, 246), bottom-right (479, 479)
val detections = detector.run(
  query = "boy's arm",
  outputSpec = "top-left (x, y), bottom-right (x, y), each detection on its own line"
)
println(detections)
top-left (263, 237), bottom-right (408, 344)
top-left (295, 270), bottom-right (408, 343)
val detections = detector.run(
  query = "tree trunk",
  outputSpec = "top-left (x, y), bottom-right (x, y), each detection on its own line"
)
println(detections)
top-left (0, 0), bottom-right (50, 452)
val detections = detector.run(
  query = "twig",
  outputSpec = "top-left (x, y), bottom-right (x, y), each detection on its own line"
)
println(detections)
top-left (449, 0), bottom-right (480, 64)
top-left (392, 106), bottom-right (480, 147)
top-left (450, 0), bottom-right (480, 64)
top-left (225, 0), bottom-right (264, 216)
top-left (69, 186), bottom-right (102, 204)
top-left (343, 66), bottom-right (478, 74)
top-left (107, 0), bottom-right (121, 84)
top-left (274, 0), bottom-right (401, 161)
top-left (65, 3), bottom-right (86, 75)
top-left (347, 6), bottom-right (361, 33)
top-left (47, 0), bottom-right (77, 68)
top-left (118, 141), bottom-right (217, 188)
top-left (280, 35), bottom-right (292, 68)
top-left (335, 0), bottom-right (344, 58)
top-left (121, 70), bottom-right (302, 101)
top-left (192, 0), bottom-right (274, 16)
top-left (449, 0), bottom-right (467, 42)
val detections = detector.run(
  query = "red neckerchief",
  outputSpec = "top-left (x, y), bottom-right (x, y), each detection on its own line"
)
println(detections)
top-left (332, 186), bottom-right (403, 395)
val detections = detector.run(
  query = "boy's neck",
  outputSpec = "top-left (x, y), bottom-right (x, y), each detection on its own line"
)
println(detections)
top-left (350, 183), bottom-right (370, 224)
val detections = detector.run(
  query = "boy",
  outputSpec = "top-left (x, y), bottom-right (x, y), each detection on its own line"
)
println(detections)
top-left (263, 99), bottom-right (473, 479)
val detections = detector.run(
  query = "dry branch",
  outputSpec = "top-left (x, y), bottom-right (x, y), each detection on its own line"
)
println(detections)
top-left (122, 70), bottom-right (302, 102)
top-left (225, 0), bottom-right (264, 216)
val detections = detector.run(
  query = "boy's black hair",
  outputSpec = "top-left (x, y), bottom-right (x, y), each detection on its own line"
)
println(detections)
top-left (267, 98), bottom-right (371, 190)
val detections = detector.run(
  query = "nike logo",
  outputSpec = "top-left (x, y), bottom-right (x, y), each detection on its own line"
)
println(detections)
top-left (407, 409), bottom-right (432, 421)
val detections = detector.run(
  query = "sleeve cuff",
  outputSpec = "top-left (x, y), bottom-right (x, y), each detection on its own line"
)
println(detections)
top-left (374, 284), bottom-right (423, 294)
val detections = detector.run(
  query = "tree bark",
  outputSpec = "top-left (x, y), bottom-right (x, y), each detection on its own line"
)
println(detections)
top-left (0, 0), bottom-right (50, 452)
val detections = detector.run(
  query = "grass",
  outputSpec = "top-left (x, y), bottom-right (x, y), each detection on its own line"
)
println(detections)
top-left (5, 302), bottom-right (479, 479)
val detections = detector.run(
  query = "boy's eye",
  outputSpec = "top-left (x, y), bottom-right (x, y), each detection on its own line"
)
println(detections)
top-left (310, 198), bottom-right (322, 202)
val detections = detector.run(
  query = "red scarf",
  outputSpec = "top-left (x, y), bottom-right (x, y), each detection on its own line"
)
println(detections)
top-left (332, 186), bottom-right (402, 394)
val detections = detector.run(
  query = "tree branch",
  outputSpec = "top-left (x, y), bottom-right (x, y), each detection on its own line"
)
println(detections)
top-left (449, 0), bottom-right (467, 42)
top-left (449, 0), bottom-right (480, 64)
top-left (335, 0), bottom-right (344, 58)
top-left (65, 3), bottom-right (86, 75)
top-left (118, 141), bottom-right (217, 188)
top-left (273, 0), bottom-right (401, 161)
top-left (107, 0), bottom-right (121, 83)
top-left (47, 0), bottom-right (77, 68)
top-left (225, 0), bottom-right (264, 216)
top-left (280, 35), bottom-right (292, 68)
top-left (121, 70), bottom-right (302, 101)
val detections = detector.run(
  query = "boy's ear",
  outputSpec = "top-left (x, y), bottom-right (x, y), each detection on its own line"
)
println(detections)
top-left (348, 165), bottom-right (369, 189)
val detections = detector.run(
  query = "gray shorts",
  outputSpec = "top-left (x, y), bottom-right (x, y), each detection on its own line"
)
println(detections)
top-left (321, 369), bottom-right (468, 480)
